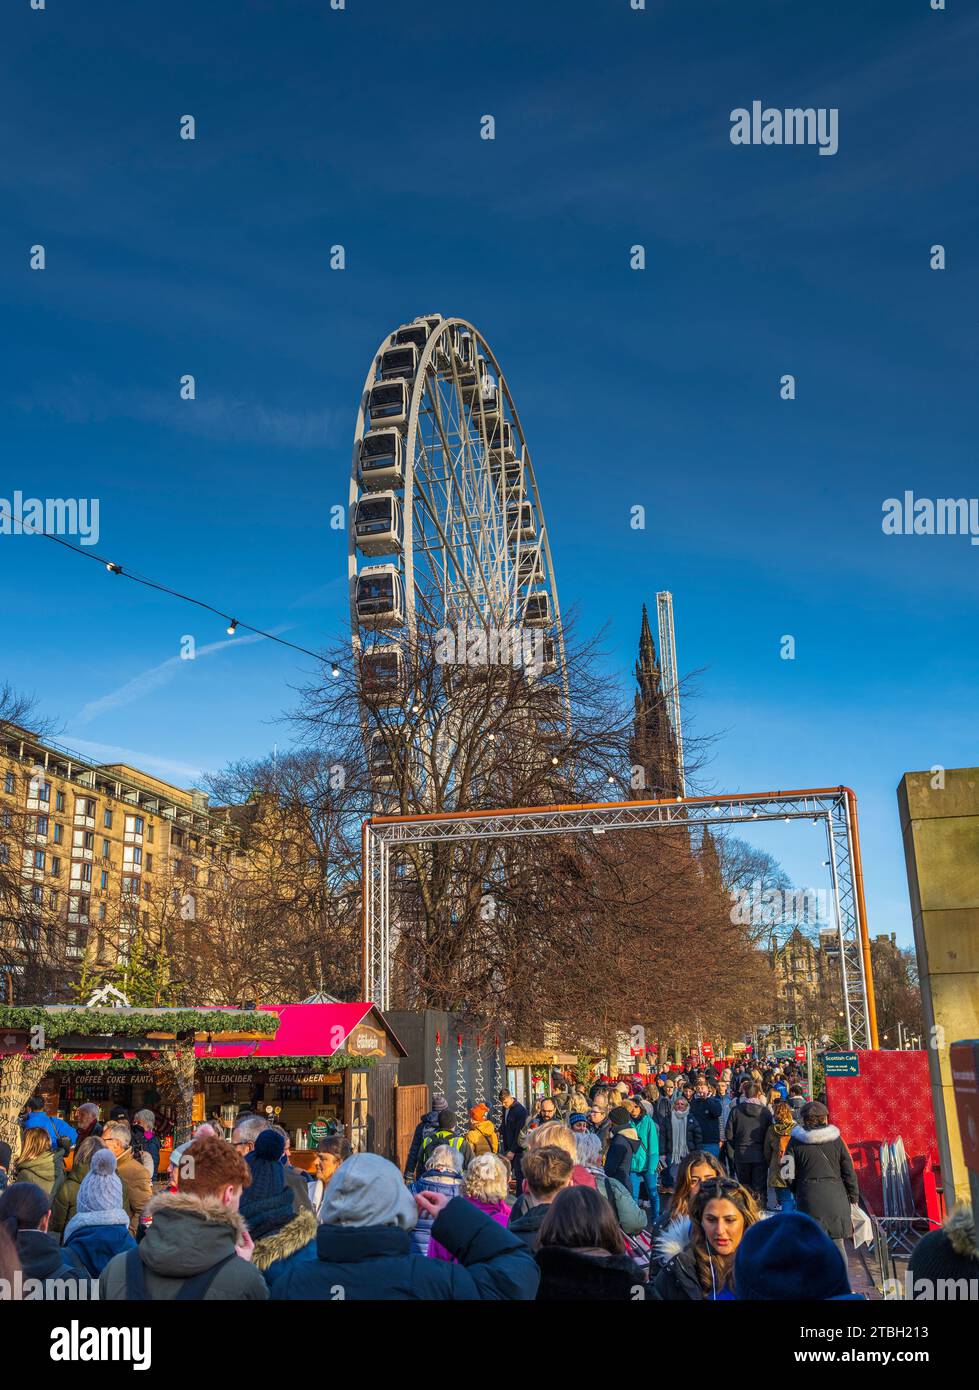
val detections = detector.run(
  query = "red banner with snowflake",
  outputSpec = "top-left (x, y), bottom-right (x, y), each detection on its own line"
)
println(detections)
top-left (824, 1049), bottom-right (939, 1217)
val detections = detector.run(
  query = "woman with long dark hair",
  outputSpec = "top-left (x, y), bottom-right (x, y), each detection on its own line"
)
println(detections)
top-left (651, 1178), bottom-right (761, 1301)
top-left (534, 1185), bottom-right (639, 1299)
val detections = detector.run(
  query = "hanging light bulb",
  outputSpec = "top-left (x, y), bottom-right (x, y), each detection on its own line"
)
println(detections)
top-left (106, 562), bottom-right (122, 574)
top-left (331, 663), bottom-right (340, 679)
top-left (551, 755), bottom-right (559, 766)
top-left (227, 618), bottom-right (238, 636)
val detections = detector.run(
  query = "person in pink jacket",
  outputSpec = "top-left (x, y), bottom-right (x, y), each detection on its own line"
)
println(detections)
top-left (428, 1153), bottom-right (511, 1261)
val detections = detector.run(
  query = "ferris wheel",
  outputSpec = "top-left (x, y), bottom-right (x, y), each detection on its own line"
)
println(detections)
top-left (347, 314), bottom-right (570, 798)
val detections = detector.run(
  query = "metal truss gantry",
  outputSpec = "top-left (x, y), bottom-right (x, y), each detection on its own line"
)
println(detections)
top-left (361, 785), bottom-right (878, 1049)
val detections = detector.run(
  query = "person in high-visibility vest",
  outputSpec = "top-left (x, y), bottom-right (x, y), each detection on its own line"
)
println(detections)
top-left (419, 1111), bottom-right (474, 1170)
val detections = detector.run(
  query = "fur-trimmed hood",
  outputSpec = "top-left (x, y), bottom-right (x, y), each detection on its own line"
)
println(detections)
top-left (252, 1208), bottom-right (318, 1272)
top-left (944, 1203), bottom-right (978, 1261)
top-left (653, 1213), bottom-right (691, 1264)
top-left (137, 1190), bottom-right (248, 1279)
top-left (791, 1124), bottom-right (841, 1144)
top-left (145, 1188), bottom-right (246, 1233)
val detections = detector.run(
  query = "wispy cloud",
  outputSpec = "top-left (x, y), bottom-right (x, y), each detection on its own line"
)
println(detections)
top-left (61, 737), bottom-right (208, 788)
top-left (73, 630), bottom-right (279, 727)
top-left (16, 378), bottom-right (340, 450)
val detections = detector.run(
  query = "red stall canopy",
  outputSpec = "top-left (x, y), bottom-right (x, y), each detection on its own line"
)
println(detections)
top-left (196, 1003), bottom-right (378, 1059)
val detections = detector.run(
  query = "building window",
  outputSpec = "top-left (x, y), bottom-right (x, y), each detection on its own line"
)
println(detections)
top-left (33, 849), bottom-right (45, 870)
top-left (0, 810), bottom-right (10, 829)
top-left (50, 857), bottom-right (61, 876)
top-left (145, 853), bottom-right (153, 873)
top-left (102, 838), bottom-right (110, 857)
top-left (31, 884), bottom-right (43, 904)
top-left (171, 829), bottom-right (183, 848)
top-left (55, 791), bottom-right (65, 811)
top-left (36, 814), bottom-right (48, 836)
top-left (98, 903), bottom-right (106, 920)
top-left (49, 888), bottom-right (58, 908)
top-left (104, 809), bottom-right (113, 828)
top-left (29, 778), bottom-right (51, 806)
top-left (147, 824), bottom-right (154, 843)
top-left (143, 882), bottom-right (151, 901)
top-left (122, 876), bottom-right (139, 896)
top-left (3, 772), bottom-right (14, 794)
top-left (53, 822), bottom-right (63, 844)
top-left (0, 844), bottom-right (8, 865)
top-left (100, 870), bottom-right (108, 890)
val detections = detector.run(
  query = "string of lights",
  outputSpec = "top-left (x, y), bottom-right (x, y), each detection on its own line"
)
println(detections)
top-left (37, 531), bottom-right (334, 667)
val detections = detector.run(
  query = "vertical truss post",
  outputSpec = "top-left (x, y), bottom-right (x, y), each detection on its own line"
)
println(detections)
top-left (829, 796), bottom-right (872, 1050)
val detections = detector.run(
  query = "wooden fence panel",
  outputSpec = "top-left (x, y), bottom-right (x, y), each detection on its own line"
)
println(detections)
top-left (395, 1083), bottom-right (429, 1173)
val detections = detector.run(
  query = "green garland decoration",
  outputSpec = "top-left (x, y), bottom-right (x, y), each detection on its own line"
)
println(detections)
top-left (0, 1007), bottom-right (278, 1039)
top-left (41, 1053), bottom-right (372, 1076)
top-left (197, 1053), bottom-right (373, 1074)
top-left (46, 1059), bottom-right (157, 1075)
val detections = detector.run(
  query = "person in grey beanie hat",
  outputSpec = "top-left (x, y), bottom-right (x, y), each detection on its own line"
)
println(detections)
top-left (324, 1152), bottom-right (418, 1230)
top-left (62, 1149), bottom-right (136, 1277)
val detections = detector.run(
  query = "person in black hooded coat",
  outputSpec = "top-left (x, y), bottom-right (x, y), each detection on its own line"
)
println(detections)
top-left (0, 1181), bottom-right (87, 1296)
top-left (534, 1185), bottom-right (640, 1300)
top-left (724, 1087), bottom-right (772, 1200)
top-left (603, 1107), bottom-right (641, 1190)
top-left (787, 1102), bottom-right (859, 1256)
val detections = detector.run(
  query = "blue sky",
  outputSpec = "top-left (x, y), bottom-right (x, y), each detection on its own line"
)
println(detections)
top-left (2, 0), bottom-right (977, 950)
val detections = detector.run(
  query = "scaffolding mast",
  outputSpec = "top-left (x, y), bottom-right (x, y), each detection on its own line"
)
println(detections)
top-left (655, 591), bottom-right (685, 795)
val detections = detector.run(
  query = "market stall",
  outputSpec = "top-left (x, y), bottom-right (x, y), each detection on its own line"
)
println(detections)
top-left (195, 1002), bottom-right (406, 1164)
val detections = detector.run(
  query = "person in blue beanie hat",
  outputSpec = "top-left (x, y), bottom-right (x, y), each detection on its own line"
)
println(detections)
top-left (734, 1211), bottom-right (864, 1300)
top-left (240, 1129), bottom-right (317, 1282)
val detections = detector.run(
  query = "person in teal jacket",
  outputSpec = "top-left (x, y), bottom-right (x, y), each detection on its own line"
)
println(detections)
top-left (626, 1094), bottom-right (660, 1227)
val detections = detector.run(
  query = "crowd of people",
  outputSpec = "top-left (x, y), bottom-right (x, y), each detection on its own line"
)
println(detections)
top-left (0, 1056), bottom-right (973, 1301)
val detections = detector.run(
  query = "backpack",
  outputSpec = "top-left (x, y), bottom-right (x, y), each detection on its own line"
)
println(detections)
top-left (421, 1129), bottom-right (463, 1165)
top-left (124, 1247), bottom-right (237, 1301)
top-left (469, 1124), bottom-right (498, 1156)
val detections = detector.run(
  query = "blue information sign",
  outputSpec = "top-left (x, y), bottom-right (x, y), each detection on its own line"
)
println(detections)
top-left (823, 1051), bottom-right (860, 1077)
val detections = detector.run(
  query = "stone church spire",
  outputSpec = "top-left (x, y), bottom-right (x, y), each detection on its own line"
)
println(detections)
top-left (630, 603), bottom-right (681, 799)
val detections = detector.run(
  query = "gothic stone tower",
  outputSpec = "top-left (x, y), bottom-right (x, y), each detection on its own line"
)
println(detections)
top-left (629, 603), bottom-right (682, 800)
